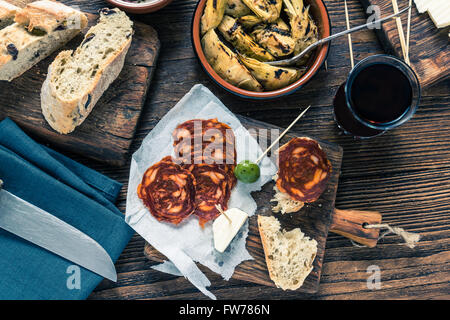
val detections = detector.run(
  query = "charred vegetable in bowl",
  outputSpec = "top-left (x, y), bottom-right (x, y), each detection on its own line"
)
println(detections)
top-left (200, 0), bottom-right (319, 92)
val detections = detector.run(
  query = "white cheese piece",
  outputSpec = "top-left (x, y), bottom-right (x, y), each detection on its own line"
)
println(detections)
top-left (427, 0), bottom-right (450, 28)
top-left (213, 208), bottom-right (249, 253)
top-left (414, 0), bottom-right (429, 13)
top-left (414, 0), bottom-right (450, 28)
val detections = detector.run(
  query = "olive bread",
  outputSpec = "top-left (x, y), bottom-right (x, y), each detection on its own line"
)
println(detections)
top-left (41, 8), bottom-right (133, 134)
top-left (0, 0), bottom-right (88, 81)
top-left (0, 0), bottom-right (19, 30)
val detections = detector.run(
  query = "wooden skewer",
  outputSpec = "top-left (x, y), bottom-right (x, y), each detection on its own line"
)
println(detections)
top-left (256, 106), bottom-right (311, 165)
top-left (405, 0), bottom-right (412, 65)
top-left (391, 0), bottom-right (409, 65)
top-left (344, 0), bottom-right (355, 69)
top-left (215, 204), bottom-right (231, 223)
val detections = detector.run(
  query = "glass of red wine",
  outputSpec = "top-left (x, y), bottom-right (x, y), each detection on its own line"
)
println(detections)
top-left (333, 54), bottom-right (421, 139)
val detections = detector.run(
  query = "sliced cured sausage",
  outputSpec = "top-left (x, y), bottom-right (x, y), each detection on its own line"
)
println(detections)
top-left (173, 118), bottom-right (237, 195)
top-left (219, 163), bottom-right (237, 190)
top-left (184, 163), bottom-right (231, 227)
top-left (137, 158), bottom-right (196, 225)
top-left (172, 118), bottom-right (236, 166)
top-left (276, 137), bottom-right (332, 203)
top-left (138, 119), bottom-right (239, 227)
top-left (160, 155), bottom-right (174, 163)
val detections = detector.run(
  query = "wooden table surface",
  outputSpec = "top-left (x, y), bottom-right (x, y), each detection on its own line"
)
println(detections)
top-left (55, 0), bottom-right (449, 299)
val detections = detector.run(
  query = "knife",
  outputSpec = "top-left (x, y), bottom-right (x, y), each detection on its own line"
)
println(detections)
top-left (0, 179), bottom-right (117, 282)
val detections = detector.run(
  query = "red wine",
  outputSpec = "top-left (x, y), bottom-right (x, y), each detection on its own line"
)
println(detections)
top-left (350, 64), bottom-right (412, 124)
top-left (334, 84), bottom-right (385, 138)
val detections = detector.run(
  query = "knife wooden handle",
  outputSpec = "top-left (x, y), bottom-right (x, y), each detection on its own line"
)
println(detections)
top-left (330, 208), bottom-right (382, 248)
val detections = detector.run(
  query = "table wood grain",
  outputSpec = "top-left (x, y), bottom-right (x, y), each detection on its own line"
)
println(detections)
top-left (45, 0), bottom-right (449, 299)
top-left (0, 3), bottom-right (160, 166)
top-left (360, 0), bottom-right (449, 88)
top-left (144, 116), bottom-right (345, 294)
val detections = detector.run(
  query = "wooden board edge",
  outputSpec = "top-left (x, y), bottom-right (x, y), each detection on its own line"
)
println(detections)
top-left (236, 114), bottom-right (344, 155)
top-left (143, 238), bottom-right (320, 294)
top-left (109, 60), bottom-right (160, 167)
top-left (4, 2), bottom-right (162, 167)
top-left (75, 18), bottom-right (161, 166)
top-left (358, 0), bottom-right (449, 88)
top-left (142, 116), bottom-right (344, 294)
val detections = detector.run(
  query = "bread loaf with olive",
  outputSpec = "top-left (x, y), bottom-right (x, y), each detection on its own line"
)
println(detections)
top-left (0, 0), bottom-right (87, 81)
top-left (0, 0), bottom-right (19, 30)
top-left (41, 8), bottom-right (133, 134)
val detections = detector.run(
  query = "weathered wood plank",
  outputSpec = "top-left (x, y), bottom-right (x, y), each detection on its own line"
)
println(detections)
top-left (0, 1), bottom-right (160, 166)
top-left (359, 0), bottom-right (449, 87)
top-left (12, 0), bottom-right (446, 300)
top-left (143, 115), bottom-right (343, 293)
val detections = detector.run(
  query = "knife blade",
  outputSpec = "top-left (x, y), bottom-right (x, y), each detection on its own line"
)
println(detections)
top-left (0, 180), bottom-right (117, 282)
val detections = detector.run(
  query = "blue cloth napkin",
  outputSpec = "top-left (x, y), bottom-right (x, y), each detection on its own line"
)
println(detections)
top-left (0, 118), bottom-right (134, 299)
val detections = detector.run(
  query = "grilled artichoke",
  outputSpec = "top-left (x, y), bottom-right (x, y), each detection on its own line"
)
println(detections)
top-left (202, 29), bottom-right (263, 91)
top-left (225, 0), bottom-right (252, 17)
top-left (199, 0), bottom-right (319, 92)
top-left (238, 54), bottom-right (303, 90)
top-left (252, 23), bottom-right (296, 57)
top-left (238, 15), bottom-right (289, 30)
top-left (273, 17), bottom-right (290, 31)
top-left (201, 0), bottom-right (228, 35)
top-left (242, 0), bottom-right (282, 22)
top-left (218, 15), bottom-right (275, 61)
top-left (283, 0), bottom-right (319, 63)
top-left (237, 15), bottom-right (262, 28)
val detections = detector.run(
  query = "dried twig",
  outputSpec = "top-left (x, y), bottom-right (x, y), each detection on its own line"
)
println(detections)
top-left (215, 204), bottom-right (231, 223)
top-left (256, 106), bottom-right (310, 164)
top-left (391, 0), bottom-right (410, 65)
top-left (344, 0), bottom-right (354, 69)
top-left (405, 0), bottom-right (412, 64)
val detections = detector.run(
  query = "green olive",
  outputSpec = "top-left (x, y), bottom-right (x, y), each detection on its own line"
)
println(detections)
top-left (234, 160), bottom-right (261, 183)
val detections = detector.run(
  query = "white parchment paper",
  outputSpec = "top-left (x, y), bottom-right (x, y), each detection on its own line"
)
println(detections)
top-left (125, 84), bottom-right (277, 299)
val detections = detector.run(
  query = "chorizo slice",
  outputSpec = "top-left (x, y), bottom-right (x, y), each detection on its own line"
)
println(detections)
top-left (173, 118), bottom-right (236, 166)
top-left (219, 163), bottom-right (237, 191)
top-left (276, 137), bottom-right (332, 203)
top-left (137, 158), bottom-right (196, 225)
top-left (184, 163), bottom-right (231, 228)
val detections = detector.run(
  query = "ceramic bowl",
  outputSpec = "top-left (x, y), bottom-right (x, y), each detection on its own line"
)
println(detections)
top-left (192, 0), bottom-right (331, 99)
top-left (105, 0), bottom-right (173, 14)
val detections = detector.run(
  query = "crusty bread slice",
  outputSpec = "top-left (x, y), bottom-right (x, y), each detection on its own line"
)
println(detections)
top-left (15, 0), bottom-right (86, 33)
top-left (0, 0), bottom-right (87, 81)
top-left (271, 184), bottom-right (304, 214)
top-left (271, 174), bottom-right (304, 214)
top-left (0, 0), bottom-right (19, 29)
top-left (257, 215), bottom-right (317, 290)
top-left (41, 8), bottom-right (133, 134)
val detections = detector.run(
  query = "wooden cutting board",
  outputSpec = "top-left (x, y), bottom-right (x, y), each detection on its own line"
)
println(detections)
top-left (143, 116), bottom-right (343, 294)
top-left (0, 2), bottom-right (160, 166)
top-left (359, 0), bottom-right (449, 88)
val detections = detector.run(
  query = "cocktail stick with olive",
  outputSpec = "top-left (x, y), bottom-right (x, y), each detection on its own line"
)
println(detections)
top-left (234, 106), bottom-right (311, 183)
